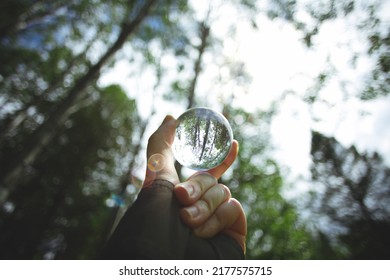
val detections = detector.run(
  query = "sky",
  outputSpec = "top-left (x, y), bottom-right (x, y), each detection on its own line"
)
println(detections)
top-left (99, 0), bottom-right (390, 194)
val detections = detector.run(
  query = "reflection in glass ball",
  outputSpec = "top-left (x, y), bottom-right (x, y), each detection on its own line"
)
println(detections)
top-left (173, 107), bottom-right (233, 170)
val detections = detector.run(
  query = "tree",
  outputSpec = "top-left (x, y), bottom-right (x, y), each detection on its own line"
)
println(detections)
top-left (0, 0), bottom-right (158, 203)
top-left (156, 0), bottom-right (321, 258)
top-left (297, 0), bottom-right (389, 103)
top-left (221, 107), bottom-right (319, 259)
top-left (4, 0), bottom-right (387, 260)
top-left (360, 6), bottom-right (390, 100)
top-left (0, 84), bottom-right (137, 259)
top-left (308, 131), bottom-right (390, 259)
top-left (0, 0), bottom-right (194, 258)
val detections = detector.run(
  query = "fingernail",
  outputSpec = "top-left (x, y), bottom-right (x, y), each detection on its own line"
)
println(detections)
top-left (184, 205), bottom-right (200, 219)
top-left (177, 182), bottom-right (196, 198)
top-left (185, 183), bottom-right (195, 197)
top-left (162, 115), bottom-right (177, 126)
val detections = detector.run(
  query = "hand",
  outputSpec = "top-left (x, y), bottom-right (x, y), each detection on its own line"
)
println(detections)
top-left (143, 115), bottom-right (247, 253)
top-left (174, 172), bottom-right (247, 253)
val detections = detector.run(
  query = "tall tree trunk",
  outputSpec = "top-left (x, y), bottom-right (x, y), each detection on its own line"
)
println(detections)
top-left (186, 22), bottom-right (210, 109)
top-left (175, 21), bottom-right (210, 178)
top-left (0, 0), bottom-right (157, 205)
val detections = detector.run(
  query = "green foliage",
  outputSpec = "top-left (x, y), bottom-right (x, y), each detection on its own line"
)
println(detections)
top-left (309, 131), bottom-right (390, 259)
top-left (0, 0), bottom-right (196, 259)
top-left (222, 107), bottom-right (318, 259)
top-left (0, 84), bottom-right (137, 259)
top-left (0, 0), bottom-right (123, 122)
top-left (1, 0), bottom-right (388, 260)
top-left (266, 0), bottom-right (297, 21)
top-left (361, 29), bottom-right (390, 100)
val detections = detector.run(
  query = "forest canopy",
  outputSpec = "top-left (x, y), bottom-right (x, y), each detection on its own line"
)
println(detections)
top-left (0, 0), bottom-right (389, 259)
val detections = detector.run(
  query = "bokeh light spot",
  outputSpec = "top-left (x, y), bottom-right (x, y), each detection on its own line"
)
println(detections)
top-left (147, 153), bottom-right (166, 172)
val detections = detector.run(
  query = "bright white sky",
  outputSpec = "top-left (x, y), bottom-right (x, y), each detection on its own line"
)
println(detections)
top-left (100, 0), bottom-right (390, 194)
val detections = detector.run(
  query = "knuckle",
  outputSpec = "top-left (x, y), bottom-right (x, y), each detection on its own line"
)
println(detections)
top-left (199, 184), bottom-right (230, 216)
top-left (199, 199), bottom-right (212, 214)
top-left (214, 210), bottom-right (226, 228)
top-left (208, 185), bottom-right (230, 208)
top-left (190, 172), bottom-right (217, 192)
top-left (219, 184), bottom-right (231, 200)
top-left (194, 215), bottom-right (223, 238)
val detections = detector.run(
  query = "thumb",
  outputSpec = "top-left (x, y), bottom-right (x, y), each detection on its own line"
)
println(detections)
top-left (146, 115), bottom-right (177, 158)
top-left (143, 115), bottom-right (179, 187)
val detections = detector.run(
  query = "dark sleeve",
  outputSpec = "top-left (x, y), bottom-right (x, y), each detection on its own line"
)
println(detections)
top-left (99, 179), bottom-right (244, 260)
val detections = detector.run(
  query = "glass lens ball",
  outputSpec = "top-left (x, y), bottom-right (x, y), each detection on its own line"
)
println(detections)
top-left (172, 107), bottom-right (233, 170)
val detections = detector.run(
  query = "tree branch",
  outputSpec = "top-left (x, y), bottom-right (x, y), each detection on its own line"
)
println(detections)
top-left (0, 0), bottom-right (157, 204)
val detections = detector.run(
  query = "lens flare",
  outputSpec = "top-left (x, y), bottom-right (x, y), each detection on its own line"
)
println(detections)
top-left (147, 153), bottom-right (166, 172)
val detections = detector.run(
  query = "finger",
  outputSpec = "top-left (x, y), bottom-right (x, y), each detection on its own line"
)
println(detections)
top-left (146, 115), bottom-right (177, 159)
top-left (193, 198), bottom-right (247, 252)
top-left (174, 172), bottom-right (217, 206)
top-left (207, 140), bottom-right (239, 179)
top-left (221, 198), bottom-right (247, 253)
top-left (143, 115), bottom-right (179, 187)
top-left (179, 184), bottom-right (230, 227)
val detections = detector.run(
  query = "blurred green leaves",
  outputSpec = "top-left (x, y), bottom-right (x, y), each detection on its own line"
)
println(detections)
top-left (0, 0), bottom-right (389, 260)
